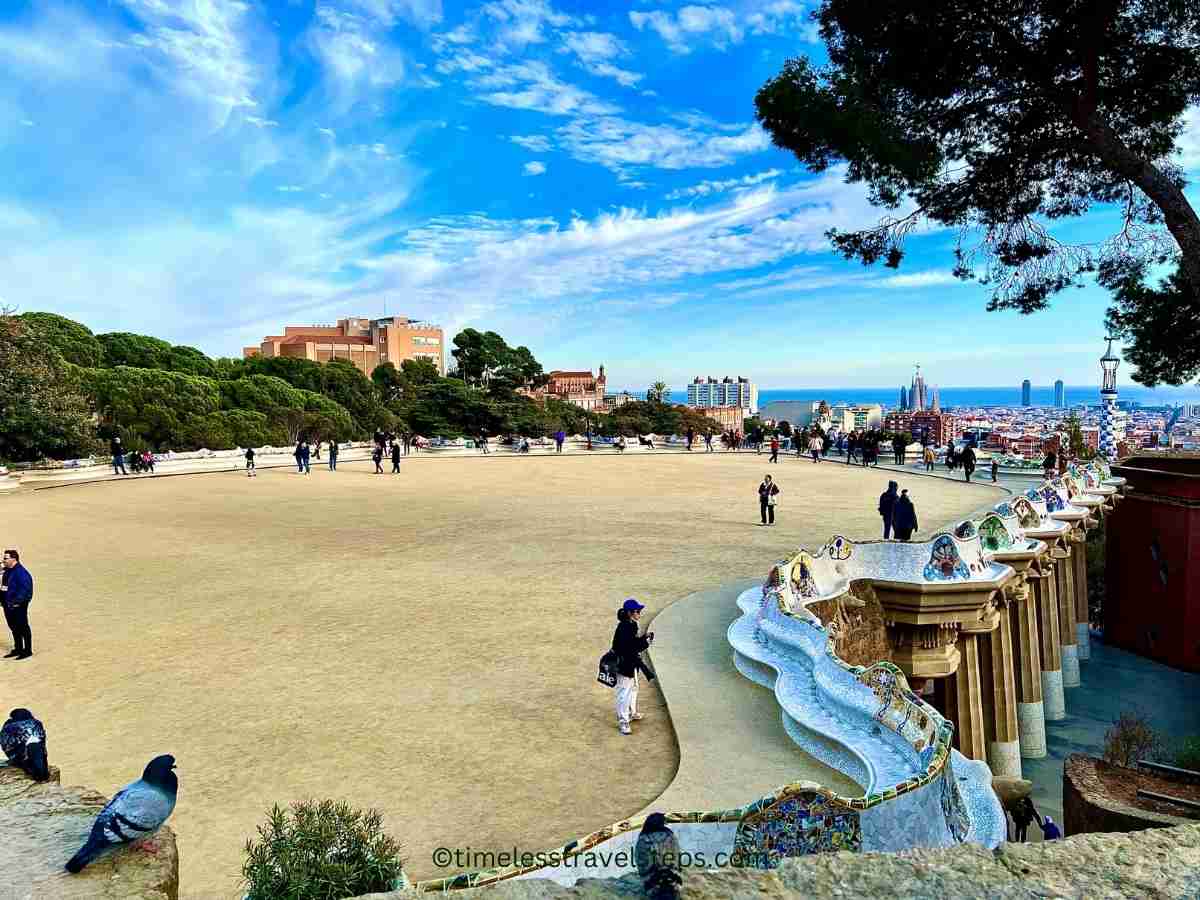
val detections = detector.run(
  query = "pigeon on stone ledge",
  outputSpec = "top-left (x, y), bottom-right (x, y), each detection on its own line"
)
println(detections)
top-left (65, 754), bottom-right (177, 873)
top-left (1, 708), bottom-right (49, 781)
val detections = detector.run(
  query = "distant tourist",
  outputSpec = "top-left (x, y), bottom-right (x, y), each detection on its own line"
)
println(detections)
top-left (1042, 450), bottom-right (1057, 478)
top-left (1040, 815), bottom-right (1061, 840)
top-left (893, 489), bottom-right (918, 541)
top-left (300, 441), bottom-right (311, 475)
top-left (757, 474), bottom-right (780, 526)
top-left (615, 435), bottom-right (627, 453)
top-left (611, 598), bottom-right (655, 735)
top-left (402, 432), bottom-right (411, 456)
top-left (923, 445), bottom-right (936, 472)
top-left (554, 430), bottom-right (566, 453)
top-left (328, 441), bottom-right (338, 471)
top-left (686, 427), bottom-right (695, 451)
top-left (478, 431), bottom-right (490, 455)
top-left (1011, 796), bottom-right (1040, 843)
top-left (293, 441), bottom-right (304, 474)
top-left (391, 440), bottom-right (401, 474)
top-left (893, 437), bottom-right (905, 465)
top-left (2, 549), bottom-right (34, 659)
top-left (822, 433), bottom-right (831, 457)
top-left (110, 437), bottom-right (128, 476)
top-left (313, 441), bottom-right (321, 461)
top-left (635, 813), bottom-right (682, 900)
top-left (372, 442), bottom-right (384, 474)
top-left (878, 481), bottom-right (899, 539)
top-left (991, 457), bottom-right (999, 483)
top-left (945, 442), bottom-right (957, 472)
top-left (808, 432), bottom-right (822, 463)
top-left (244, 447), bottom-right (256, 477)
top-left (961, 445), bottom-right (977, 482)
top-left (768, 436), bottom-right (780, 464)
top-left (846, 433), bottom-right (857, 465)
top-left (704, 431), bottom-right (713, 452)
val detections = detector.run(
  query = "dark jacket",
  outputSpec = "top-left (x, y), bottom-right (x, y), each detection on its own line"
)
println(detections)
top-left (878, 483), bottom-right (899, 519)
top-left (110, 439), bottom-right (123, 456)
top-left (611, 617), bottom-right (652, 678)
top-left (758, 481), bottom-right (780, 502)
top-left (962, 447), bottom-right (977, 470)
top-left (391, 443), bottom-right (401, 462)
top-left (329, 442), bottom-right (338, 457)
top-left (894, 495), bottom-right (918, 532)
top-left (2, 564), bottom-right (33, 608)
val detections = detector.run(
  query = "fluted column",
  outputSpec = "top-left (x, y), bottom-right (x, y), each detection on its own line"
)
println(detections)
top-left (1072, 529), bottom-right (1091, 660)
top-left (945, 631), bottom-right (988, 763)
top-left (1054, 541), bottom-right (1080, 688)
top-left (1007, 573), bottom-right (1046, 758)
top-left (977, 600), bottom-right (1020, 777)
top-left (1033, 562), bottom-right (1066, 721)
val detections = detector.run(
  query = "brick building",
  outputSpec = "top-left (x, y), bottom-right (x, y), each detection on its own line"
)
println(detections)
top-left (883, 411), bottom-right (961, 446)
top-left (243, 316), bottom-right (444, 376)
top-left (520, 367), bottom-right (609, 411)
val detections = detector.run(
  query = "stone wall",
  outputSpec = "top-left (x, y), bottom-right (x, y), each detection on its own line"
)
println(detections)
top-left (356, 822), bottom-right (1200, 898)
top-left (0, 764), bottom-right (178, 899)
top-left (806, 583), bottom-right (892, 669)
top-left (1063, 753), bottom-right (1196, 836)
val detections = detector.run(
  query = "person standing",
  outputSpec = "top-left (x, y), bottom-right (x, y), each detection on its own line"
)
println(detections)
top-left (878, 481), bottom-right (899, 539)
top-left (244, 447), bottom-right (256, 477)
top-left (372, 442), bottom-right (384, 474)
top-left (300, 441), bottom-right (311, 475)
top-left (846, 433), bottom-right (857, 465)
top-left (991, 457), bottom-right (999, 483)
top-left (768, 436), bottom-right (780, 464)
top-left (110, 437), bottom-right (128, 476)
top-left (479, 431), bottom-right (490, 455)
top-left (313, 441), bottom-right (321, 462)
top-left (924, 444), bottom-right (936, 472)
top-left (2, 550), bottom-right (34, 659)
top-left (962, 445), bottom-right (977, 483)
top-left (1011, 796), bottom-right (1040, 843)
top-left (293, 441), bottom-right (304, 474)
top-left (554, 430), bottom-right (565, 453)
top-left (757, 474), bottom-right (780, 526)
top-left (611, 599), bottom-right (654, 735)
top-left (808, 432), bottom-right (822, 463)
top-left (893, 489), bottom-right (918, 541)
top-left (328, 440), bottom-right (338, 471)
top-left (704, 431), bottom-right (713, 452)
top-left (686, 427), bottom-right (694, 452)
top-left (391, 440), bottom-right (401, 474)
top-left (1042, 449), bottom-right (1057, 479)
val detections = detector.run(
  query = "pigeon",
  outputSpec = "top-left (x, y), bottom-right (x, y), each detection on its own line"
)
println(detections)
top-left (634, 813), bottom-right (682, 900)
top-left (65, 754), bottom-right (177, 874)
top-left (1, 708), bottom-right (49, 781)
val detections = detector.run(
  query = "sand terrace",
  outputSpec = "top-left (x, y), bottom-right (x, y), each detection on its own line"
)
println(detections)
top-left (0, 452), bottom-right (1002, 897)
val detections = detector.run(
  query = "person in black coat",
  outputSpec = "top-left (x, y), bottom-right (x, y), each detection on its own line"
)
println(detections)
top-left (878, 481), bottom-right (899, 539)
top-left (611, 599), bottom-right (655, 734)
top-left (961, 445), bottom-right (977, 482)
top-left (893, 489), bottom-right (919, 541)
top-left (757, 475), bottom-right (780, 525)
top-left (2, 550), bottom-right (34, 659)
top-left (391, 441), bottom-right (401, 473)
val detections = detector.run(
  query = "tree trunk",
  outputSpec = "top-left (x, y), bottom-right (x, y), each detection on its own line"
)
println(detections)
top-left (1076, 111), bottom-right (1200, 294)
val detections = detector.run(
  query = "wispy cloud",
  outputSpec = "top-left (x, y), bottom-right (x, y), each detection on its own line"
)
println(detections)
top-left (1176, 105), bottom-right (1200, 172)
top-left (482, 0), bottom-right (575, 50)
top-left (868, 270), bottom-right (962, 289)
top-left (629, 5), bottom-right (743, 54)
top-left (558, 117), bottom-right (769, 171)
top-left (522, 160), bottom-right (547, 175)
top-left (560, 31), bottom-right (643, 87)
top-left (666, 168), bottom-right (782, 199)
top-left (511, 134), bottom-right (552, 152)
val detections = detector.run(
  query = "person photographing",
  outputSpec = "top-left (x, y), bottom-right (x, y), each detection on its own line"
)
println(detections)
top-left (611, 598), bottom-right (655, 735)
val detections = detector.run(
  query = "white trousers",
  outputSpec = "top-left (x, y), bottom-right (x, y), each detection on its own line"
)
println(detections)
top-left (615, 673), bottom-right (639, 726)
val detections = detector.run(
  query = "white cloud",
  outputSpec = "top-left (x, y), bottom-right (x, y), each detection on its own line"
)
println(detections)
top-left (629, 5), bottom-right (743, 54)
top-left (473, 60), bottom-right (621, 116)
top-left (868, 270), bottom-right (961, 289)
top-left (245, 115), bottom-right (279, 128)
top-left (307, 5), bottom-right (408, 109)
top-left (20, 119), bottom-right (34, 127)
top-left (482, 0), bottom-right (575, 49)
top-left (511, 134), bottom-right (552, 152)
top-left (560, 31), bottom-right (643, 87)
top-left (523, 160), bottom-right (547, 175)
top-left (277, 184), bottom-right (305, 192)
top-left (744, 0), bottom-right (820, 41)
top-left (557, 117), bottom-right (770, 171)
top-left (666, 168), bottom-right (782, 199)
top-left (1176, 105), bottom-right (1200, 172)
top-left (318, 127), bottom-right (337, 138)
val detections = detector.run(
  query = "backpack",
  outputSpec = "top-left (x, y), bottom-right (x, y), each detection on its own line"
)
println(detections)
top-left (597, 650), bottom-right (620, 688)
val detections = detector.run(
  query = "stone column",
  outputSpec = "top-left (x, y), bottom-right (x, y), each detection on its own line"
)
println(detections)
top-left (1007, 574), bottom-right (1046, 758)
top-left (976, 601), bottom-right (1020, 777)
top-left (1054, 541), bottom-right (1080, 688)
top-left (1033, 561), bottom-right (1066, 721)
top-left (1072, 529), bottom-right (1091, 660)
top-left (944, 631), bottom-right (988, 763)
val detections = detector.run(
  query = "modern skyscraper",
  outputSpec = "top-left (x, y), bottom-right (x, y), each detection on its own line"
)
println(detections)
top-left (1021, 379), bottom-right (1032, 407)
top-left (899, 385), bottom-right (909, 410)
top-left (686, 376), bottom-right (758, 414)
top-left (910, 365), bottom-right (928, 411)
top-left (1054, 379), bottom-right (1065, 408)
top-left (1099, 339), bottom-right (1126, 460)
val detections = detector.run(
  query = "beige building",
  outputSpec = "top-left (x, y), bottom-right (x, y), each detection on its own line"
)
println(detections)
top-left (243, 316), bottom-right (444, 376)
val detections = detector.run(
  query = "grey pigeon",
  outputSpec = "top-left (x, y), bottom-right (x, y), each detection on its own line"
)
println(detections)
top-left (1, 708), bottom-right (48, 781)
top-left (65, 754), bottom-right (177, 873)
top-left (635, 813), bottom-right (682, 900)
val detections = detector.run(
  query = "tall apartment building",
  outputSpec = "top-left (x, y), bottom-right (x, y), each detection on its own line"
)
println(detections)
top-left (1021, 379), bottom-right (1032, 407)
top-left (1054, 379), bottom-right (1065, 408)
top-left (243, 316), bottom-right (444, 376)
top-left (687, 376), bottom-right (758, 414)
top-left (830, 403), bottom-right (883, 431)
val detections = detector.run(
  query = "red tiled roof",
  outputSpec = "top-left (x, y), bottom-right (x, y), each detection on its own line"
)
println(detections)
top-left (280, 334), bottom-right (375, 345)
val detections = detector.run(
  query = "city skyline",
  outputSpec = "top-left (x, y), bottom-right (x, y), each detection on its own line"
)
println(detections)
top-left (1, 1), bottom-right (1198, 387)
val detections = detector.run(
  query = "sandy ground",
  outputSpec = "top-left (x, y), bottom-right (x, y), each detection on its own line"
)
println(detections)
top-left (0, 452), bottom-right (1001, 898)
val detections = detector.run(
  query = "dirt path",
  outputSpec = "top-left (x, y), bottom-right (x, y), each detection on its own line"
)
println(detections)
top-left (0, 452), bottom-right (1001, 897)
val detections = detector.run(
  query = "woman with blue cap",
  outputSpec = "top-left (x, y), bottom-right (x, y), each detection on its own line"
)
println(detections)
top-left (611, 598), bottom-right (655, 735)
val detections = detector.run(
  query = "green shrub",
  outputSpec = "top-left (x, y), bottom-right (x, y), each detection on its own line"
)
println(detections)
top-left (1102, 710), bottom-right (1163, 767)
top-left (242, 800), bottom-right (404, 900)
top-left (1173, 736), bottom-right (1200, 773)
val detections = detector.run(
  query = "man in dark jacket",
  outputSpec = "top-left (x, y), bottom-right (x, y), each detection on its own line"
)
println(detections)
top-left (391, 440), bottom-right (402, 474)
top-left (878, 481), bottom-right (899, 539)
top-left (110, 437), bottom-right (128, 476)
top-left (894, 490), bottom-right (919, 541)
top-left (611, 598), bottom-right (655, 735)
top-left (2, 550), bottom-right (34, 659)
top-left (961, 445), bottom-right (977, 482)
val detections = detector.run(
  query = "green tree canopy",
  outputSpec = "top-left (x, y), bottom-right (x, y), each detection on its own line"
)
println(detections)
top-left (97, 332), bottom-right (175, 370)
top-left (19, 312), bottom-right (104, 368)
top-left (450, 328), bottom-right (545, 390)
top-left (755, 1), bottom-right (1200, 384)
top-left (165, 344), bottom-right (217, 378)
top-left (84, 366), bottom-right (221, 448)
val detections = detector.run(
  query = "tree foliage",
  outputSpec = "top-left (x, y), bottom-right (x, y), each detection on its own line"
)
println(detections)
top-left (755, 1), bottom-right (1200, 383)
top-left (19, 311), bottom-right (104, 367)
top-left (450, 328), bottom-right (545, 389)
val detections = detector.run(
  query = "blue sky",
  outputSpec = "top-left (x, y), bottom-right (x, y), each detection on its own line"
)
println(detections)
top-left (1, 0), bottom-right (1198, 390)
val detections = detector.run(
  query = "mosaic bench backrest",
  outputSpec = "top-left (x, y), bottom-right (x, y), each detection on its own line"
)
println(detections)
top-left (772, 542), bottom-right (852, 610)
top-left (1007, 496), bottom-right (1043, 530)
top-left (976, 512), bottom-right (1019, 553)
top-left (856, 662), bottom-right (945, 766)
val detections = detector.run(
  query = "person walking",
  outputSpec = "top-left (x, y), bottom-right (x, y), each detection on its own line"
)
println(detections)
top-left (313, 441), bottom-right (321, 462)
top-left (878, 481), bottom-right (899, 539)
top-left (1042, 449), bottom-right (1057, 479)
top-left (110, 437), bottom-right (128, 476)
top-left (894, 437), bottom-right (905, 465)
top-left (757, 474), bottom-right (780, 526)
top-left (893, 489), bottom-right (918, 541)
top-left (293, 441), bottom-right (304, 473)
top-left (554, 430), bottom-right (565, 453)
top-left (845, 433), bottom-right (856, 465)
top-left (391, 440), bottom-right (401, 474)
top-left (328, 440), bottom-right (338, 471)
top-left (961, 445), bottom-right (977, 483)
top-left (808, 432), bottom-right (822, 463)
top-left (991, 457), bottom-right (999, 483)
top-left (1039, 815), bottom-right (1061, 841)
top-left (1011, 796), bottom-right (1040, 843)
top-left (923, 444), bottom-right (936, 472)
top-left (478, 431), bottom-right (490, 455)
top-left (300, 440), bottom-right (311, 475)
top-left (244, 447), bottom-right (256, 477)
top-left (611, 598), bottom-right (655, 735)
top-left (704, 431), bottom-right (713, 452)
top-left (372, 442), bottom-right (384, 474)
top-left (2, 550), bottom-right (34, 659)
top-left (686, 427), bottom-right (695, 452)
top-left (768, 436), bottom-right (780, 464)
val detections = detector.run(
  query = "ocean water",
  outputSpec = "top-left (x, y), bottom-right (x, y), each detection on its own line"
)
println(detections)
top-left (659, 385), bottom-right (1200, 410)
